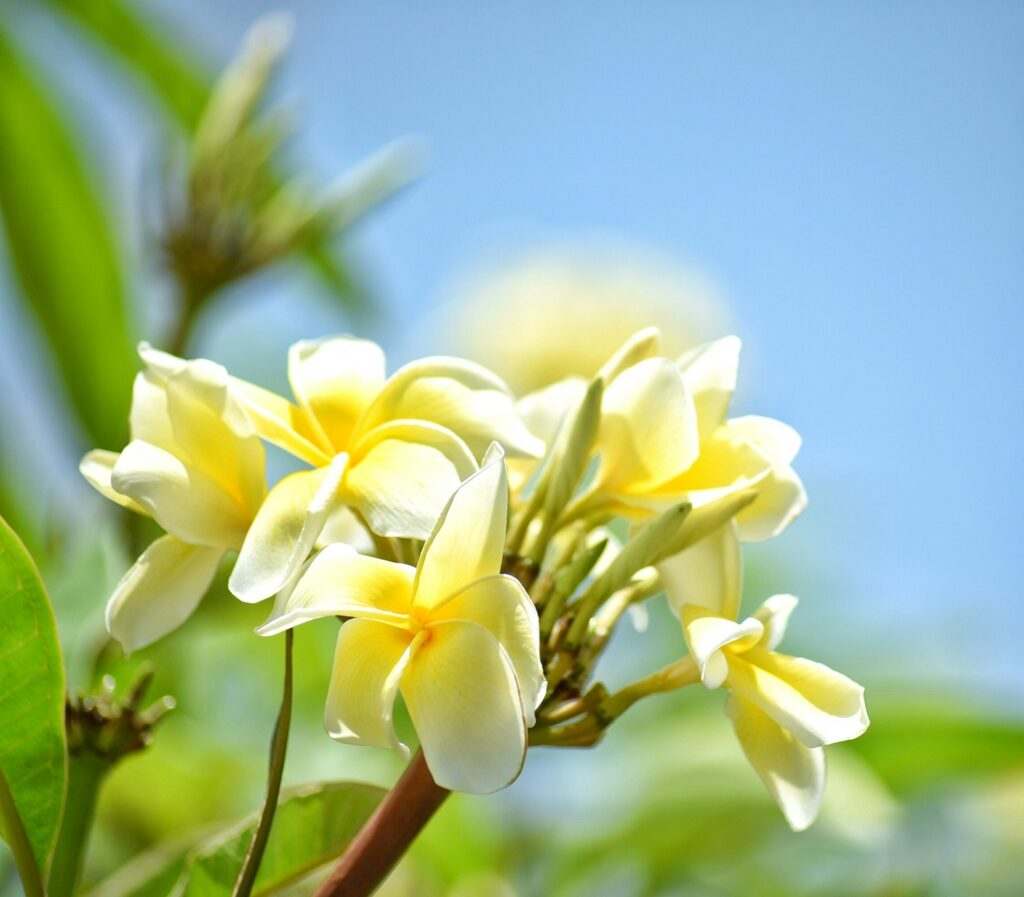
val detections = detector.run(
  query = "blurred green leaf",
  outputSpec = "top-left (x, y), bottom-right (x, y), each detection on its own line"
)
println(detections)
top-left (0, 516), bottom-right (67, 874)
top-left (0, 28), bottom-right (136, 449)
top-left (847, 699), bottom-right (1024, 795)
top-left (40, 0), bottom-right (208, 130)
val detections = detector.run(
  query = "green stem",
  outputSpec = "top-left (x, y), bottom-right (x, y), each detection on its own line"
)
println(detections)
top-left (232, 630), bottom-right (294, 897)
top-left (48, 753), bottom-right (107, 897)
top-left (0, 764), bottom-right (46, 897)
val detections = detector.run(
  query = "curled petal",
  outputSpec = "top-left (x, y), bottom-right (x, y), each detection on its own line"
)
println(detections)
top-left (112, 440), bottom-right (251, 549)
top-left (429, 573), bottom-right (545, 725)
top-left (345, 423), bottom-right (476, 540)
top-left (106, 535), bottom-right (223, 653)
top-left (357, 357), bottom-right (543, 459)
top-left (402, 619), bottom-right (527, 794)
top-left (288, 336), bottom-right (386, 452)
top-left (727, 415), bottom-right (802, 466)
top-left (595, 358), bottom-right (699, 496)
top-left (324, 619), bottom-right (417, 752)
top-left (257, 544), bottom-right (413, 635)
top-left (229, 454), bottom-right (348, 603)
top-left (735, 462), bottom-right (807, 543)
top-left (80, 450), bottom-right (148, 515)
top-left (129, 369), bottom-right (174, 449)
top-left (413, 446), bottom-right (506, 610)
top-left (677, 335), bottom-right (741, 433)
top-left (726, 693), bottom-right (825, 832)
top-left (659, 522), bottom-right (741, 621)
top-left (682, 605), bottom-right (764, 690)
top-left (726, 648), bottom-right (870, 748)
top-left (753, 594), bottom-right (799, 651)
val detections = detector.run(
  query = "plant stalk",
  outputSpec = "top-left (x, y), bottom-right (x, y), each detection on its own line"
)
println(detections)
top-left (0, 764), bottom-right (46, 897)
top-left (232, 629), bottom-right (294, 897)
top-left (313, 751), bottom-right (448, 897)
top-left (47, 752), bottom-right (107, 897)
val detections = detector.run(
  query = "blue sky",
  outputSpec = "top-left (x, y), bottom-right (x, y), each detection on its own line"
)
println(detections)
top-left (4, 2), bottom-right (1023, 699)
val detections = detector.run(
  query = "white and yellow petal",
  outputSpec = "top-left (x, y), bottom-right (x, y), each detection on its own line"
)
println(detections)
top-left (112, 440), bottom-right (251, 549)
top-left (288, 336), bottom-right (386, 453)
top-left (401, 619), bottom-right (527, 794)
top-left (429, 573), bottom-right (545, 724)
top-left (344, 422), bottom-right (477, 540)
top-left (726, 693), bottom-right (825, 831)
top-left (232, 378), bottom-right (332, 467)
top-left (324, 619), bottom-right (417, 752)
top-left (256, 544), bottom-right (414, 635)
top-left (677, 335), bottom-right (741, 433)
top-left (106, 535), bottom-right (224, 653)
top-left (357, 357), bottom-right (543, 460)
top-left (229, 454), bottom-right (348, 602)
top-left (412, 446), bottom-right (507, 611)
top-left (752, 594), bottom-right (799, 651)
top-left (725, 648), bottom-right (869, 748)
top-left (658, 522), bottom-right (742, 621)
top-left (594, 358), bottom-right (699, 496)
top-left (681, 604), bottom-right (764, 690)
top-left (80, 450), bottom-right (148, 516)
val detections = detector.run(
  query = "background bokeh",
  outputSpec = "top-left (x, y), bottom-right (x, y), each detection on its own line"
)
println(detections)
top-left (1, 2), bottom-right (1022, 895)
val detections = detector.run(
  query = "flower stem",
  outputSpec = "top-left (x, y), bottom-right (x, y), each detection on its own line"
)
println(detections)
top-left (0, 765), bottom-right (45, 897)
top-left (48, 753), bottom-right (107, 897)
top-left (313, 751), bottom-right (448, 897)
top-left (232, 630), bottom-right (294, 897)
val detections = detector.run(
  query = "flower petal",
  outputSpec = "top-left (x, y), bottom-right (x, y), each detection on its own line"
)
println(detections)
top-left (681, 604), bottom-right (764, 689)
top-left (357, 357), bottom-right (543, 459)
top-left (80, 450), bottom-right (148, 515)
top-left (594, 358), bottom-right (699, 496)
top-left (106, 535), bottom-right (223, 653)
top-left (163, 359), bottom-right (267, 519)
top-left (658, 522), bottom-right (742, 621)
top-left (734, 462), bottom-right (808, 543)
top-left (344, 423), bottom-right (476, 540)
top-left (402, 619), bottom-right (527, 794)
top-left (229, 454), bottom-right (348, 603)
top-left (112, 440), bottom-right (251, 549)
top-left (726, 693), bottom-right (825, 832)
top-left (429, 574), bottom-right (545, 725)
top-left (256, 543), bottom-right (414, 635)
top-left (233, 379), bottom-right (332, 467)
top-left (677, 335), bottom-right (741, 432)
top-left (726, 648), bottom-right (870, 748)
top-left (129, 369), bottom-right (175, 449)
top-left (288, 336), bottom-right (386, 453)
top-left (324, 619), bottom-right (416, 752)
top-left (412, 446), bottom-right (506, 610)
top-left (753, 594), bottom-right (799, 651)
top-left (727, 415), bottom-right (801, 466)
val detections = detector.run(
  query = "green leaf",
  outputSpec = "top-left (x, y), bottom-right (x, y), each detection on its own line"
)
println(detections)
top-left (40, 0), bottom-right (209, 130)
top-left (0, 516), bottom-right (68, 875)
top-left (86, 781), bottom-right (386, 897)
top-left (0, 28), bottom-right (136, 449)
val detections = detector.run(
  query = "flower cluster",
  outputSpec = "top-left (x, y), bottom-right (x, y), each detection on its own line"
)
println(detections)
top-left (82, 329), bottom-right (867, 828)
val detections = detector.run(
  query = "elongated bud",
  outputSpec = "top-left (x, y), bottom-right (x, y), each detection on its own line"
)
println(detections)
top-left (542, 377), bottom-right (603, 523)
top-left (659, 489), bottom-right (758, 559)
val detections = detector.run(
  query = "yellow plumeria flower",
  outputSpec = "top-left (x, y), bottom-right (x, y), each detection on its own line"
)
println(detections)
top-left (257, 447), bottom-right (545, 794)
top-left (670, 554), bottom-right (868, 829)
top-left (201, 335), bottom-right (543, 602)
top-left (80, 344), bottom-right (267, 652)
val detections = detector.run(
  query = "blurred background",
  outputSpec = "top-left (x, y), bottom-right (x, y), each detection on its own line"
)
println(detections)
top-left (1, 2), bottom-right (1022, 895)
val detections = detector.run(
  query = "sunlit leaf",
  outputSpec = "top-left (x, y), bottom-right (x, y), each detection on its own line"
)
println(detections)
top-left (86, 781), bottom-right (386, 897)
top-left (0, 28), bottom-right (135, 449)
top-left (0, 516), bottom-right (67, 873)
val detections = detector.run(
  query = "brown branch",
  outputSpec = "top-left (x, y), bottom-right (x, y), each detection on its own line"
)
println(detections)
top-left (313, 751), bottom-right (449, 897)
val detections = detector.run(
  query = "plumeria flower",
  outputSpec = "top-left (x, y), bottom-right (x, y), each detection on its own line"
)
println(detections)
top-left (80, 344), bottom-right (267, 652)
top-left (257, 447), bottom-right (545, 793)
top-left (668, 544), bottom-right (868, 830)
top-left (220, 336), bottom-right (543, 602)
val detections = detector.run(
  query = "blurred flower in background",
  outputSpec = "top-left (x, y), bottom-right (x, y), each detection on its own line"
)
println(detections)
top-left (437, 240), bottom-right (729, 392)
